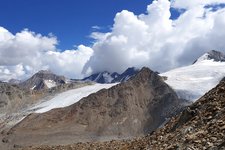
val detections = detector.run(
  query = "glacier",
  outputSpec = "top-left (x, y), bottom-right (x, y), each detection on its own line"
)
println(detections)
top-left (30, 83), bottom-right (117, 113)
top-left (161, 59), bottom-right (225, 101)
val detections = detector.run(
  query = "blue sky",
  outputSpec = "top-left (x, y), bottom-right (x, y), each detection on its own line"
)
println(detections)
top-left (0, 0), bottom-right (154, 50)
top-left (1, 0), bottom-right (225, 80)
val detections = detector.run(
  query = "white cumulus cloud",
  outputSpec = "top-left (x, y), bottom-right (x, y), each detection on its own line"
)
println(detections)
top-left (0, 27), bottom-right (93, 81)
top-left (83, 0), bottom-right (225, 74)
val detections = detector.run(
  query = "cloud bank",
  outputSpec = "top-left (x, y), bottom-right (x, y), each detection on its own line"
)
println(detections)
top-left (0, 27), bottom-right (92, 81)
top-left (1, 0), bottom-right (225, 81)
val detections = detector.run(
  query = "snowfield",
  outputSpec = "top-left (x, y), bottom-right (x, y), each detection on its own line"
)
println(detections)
top-left (30, 83), bottom-right (117, 113)
top-left (160, 60), bottom-right (225, 101)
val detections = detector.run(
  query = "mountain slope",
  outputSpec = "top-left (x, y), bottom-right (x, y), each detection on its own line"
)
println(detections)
top-left (143, 77), bottom-right (225, 149)
top-left (161, 50), bottom-right (225, 101)
top-left (4, 67), bottom-right (184, 147)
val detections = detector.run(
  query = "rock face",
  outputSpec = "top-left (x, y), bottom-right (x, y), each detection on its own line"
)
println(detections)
top-left (19, 70), bottom-right (66, 90)
top-left (5, 67), bottom-right (183, 147)
top-left (82, 67), bottom-right (139, 83)
top-left (24, 74), bottom-right (225, 150)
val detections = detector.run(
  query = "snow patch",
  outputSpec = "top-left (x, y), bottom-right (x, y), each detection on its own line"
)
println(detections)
top-left (44, 80), bottom-right (57, 88)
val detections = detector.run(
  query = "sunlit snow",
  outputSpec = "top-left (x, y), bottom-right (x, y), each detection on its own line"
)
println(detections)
top-left (30, 83), bottom-right (117, 113)
top-left (160, 60), bottom-right (225, 101)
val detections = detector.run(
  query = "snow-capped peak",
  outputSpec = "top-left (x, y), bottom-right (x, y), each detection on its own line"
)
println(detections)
top-left (194, 50), bottom-right (225, 64)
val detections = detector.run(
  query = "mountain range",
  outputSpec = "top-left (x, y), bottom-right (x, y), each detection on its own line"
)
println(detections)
top-left (82, 67), bottom-right (139, 83)
top-left (0, 50), bottom-right (225, 149)
top-left (3, 67), bottom-right (188, 148)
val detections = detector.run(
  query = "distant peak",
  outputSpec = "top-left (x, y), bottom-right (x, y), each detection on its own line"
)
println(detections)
top-left (193, 50), bottom-right (225, 64)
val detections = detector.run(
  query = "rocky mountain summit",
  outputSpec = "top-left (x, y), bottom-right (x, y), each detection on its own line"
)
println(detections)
top-left (23, 77), bottom-right (225, 150)
top-left (19, 70), bottom-right (66, 90)
top-left (3, 67), bottom-right (185, 148)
